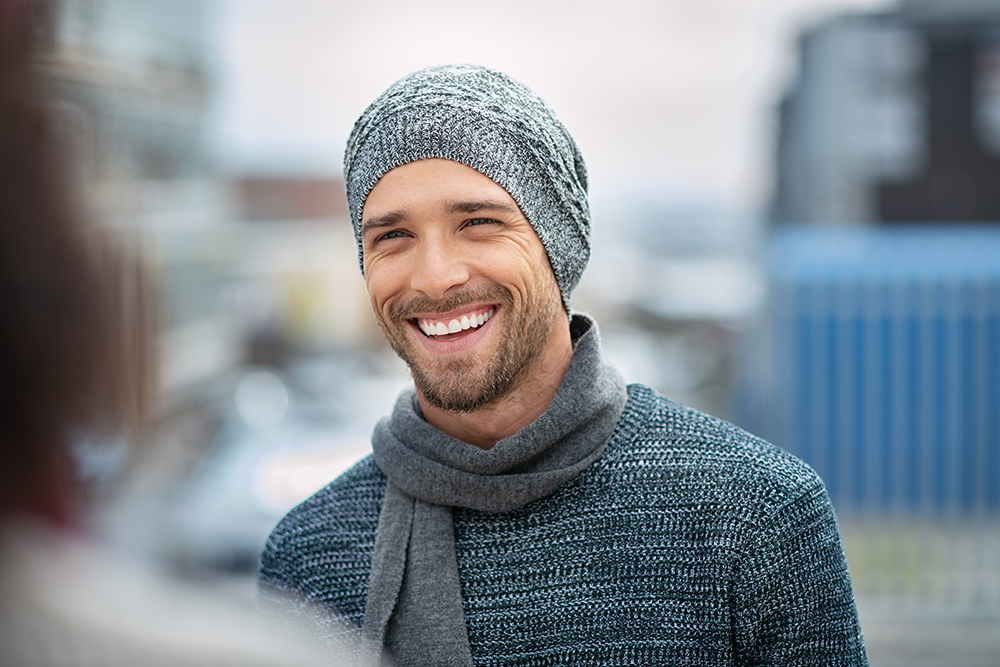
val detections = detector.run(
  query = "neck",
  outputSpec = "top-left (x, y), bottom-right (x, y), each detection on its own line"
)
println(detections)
top-left (417, 314), bottom-right (574, 450)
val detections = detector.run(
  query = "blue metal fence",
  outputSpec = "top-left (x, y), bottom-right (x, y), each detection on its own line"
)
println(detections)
top-left (742, 226), bottom-right (1000, 513)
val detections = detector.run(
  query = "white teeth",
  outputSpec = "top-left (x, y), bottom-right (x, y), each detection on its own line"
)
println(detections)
top-left (419, 309), bottom-right (495, 337)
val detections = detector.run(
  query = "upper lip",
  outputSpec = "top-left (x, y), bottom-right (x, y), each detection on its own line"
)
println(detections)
top-left (407, 304), bottom-right (498, 322)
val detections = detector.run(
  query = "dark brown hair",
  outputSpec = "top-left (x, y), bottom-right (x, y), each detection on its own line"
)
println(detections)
top-left (0, 4), bottom-right (150, 518)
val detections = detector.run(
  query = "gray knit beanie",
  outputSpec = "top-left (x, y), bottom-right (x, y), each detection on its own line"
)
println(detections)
top-left (344, 64), bottom-right (590, 311)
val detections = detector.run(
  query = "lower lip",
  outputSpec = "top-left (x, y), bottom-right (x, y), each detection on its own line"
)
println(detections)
top-left (410, 310), bottom-right (497, 355)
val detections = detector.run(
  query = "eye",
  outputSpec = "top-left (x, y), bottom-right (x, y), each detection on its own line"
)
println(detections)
top-left (375, 229), bottom-right (409, 243)
top-left (464, 217), bottom-right (501, 228)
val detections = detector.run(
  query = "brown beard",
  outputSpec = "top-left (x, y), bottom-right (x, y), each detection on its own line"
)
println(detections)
top-left (377, 283), bottom-right (560, 413)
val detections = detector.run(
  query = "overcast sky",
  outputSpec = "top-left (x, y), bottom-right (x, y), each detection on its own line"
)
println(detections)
top-left (206, 0), bottom-right (894, 210)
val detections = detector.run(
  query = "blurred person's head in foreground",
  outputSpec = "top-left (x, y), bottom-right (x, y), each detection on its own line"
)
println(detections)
top-left (0, 0), bottom-right (147, 525)
top-left (259, 64), bottom-right (867, 666)
top-left (0, 7), bottom-right (351, 666)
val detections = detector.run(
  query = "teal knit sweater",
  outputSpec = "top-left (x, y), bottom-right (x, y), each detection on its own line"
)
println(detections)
top-left (259, 384), bottom-right (867, 666)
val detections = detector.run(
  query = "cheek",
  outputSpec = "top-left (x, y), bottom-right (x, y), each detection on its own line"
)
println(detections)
top-left (524, 253), bottom-right (562, 312)
top-left (364, 266), bottom-right (400, 319)
top-left (365, 248), bottom-right (419, 295)
top-left (525, 247), bottom-right (557, 290)
top-left (490, 240), bottom-right (548, 284)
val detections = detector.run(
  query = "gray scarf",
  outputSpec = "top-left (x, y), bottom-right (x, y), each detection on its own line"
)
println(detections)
top-left (361, 315), bottom-right (627, 666)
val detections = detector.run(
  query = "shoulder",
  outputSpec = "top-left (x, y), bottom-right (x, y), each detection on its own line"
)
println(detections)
top-left (610, 387), bottom-right (865, 660)
top-left (265, 454), bottom-right (385, 548)
top-left (605, 384), bottom-right (828, 524)
top-left (259, 455), bottom-right (385, 601)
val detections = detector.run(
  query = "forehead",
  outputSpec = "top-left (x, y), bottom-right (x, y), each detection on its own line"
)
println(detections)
top-left (362, 159), bottom-right (521, 220)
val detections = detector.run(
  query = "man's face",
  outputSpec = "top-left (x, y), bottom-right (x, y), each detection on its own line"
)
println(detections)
top-left (361, 158), bottom-right (565, 413)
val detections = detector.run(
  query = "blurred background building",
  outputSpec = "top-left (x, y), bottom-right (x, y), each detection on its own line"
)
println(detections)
top-left (743, 1), bottom-right (1000, 664)
top-left (757, 0), bottom-right (1000, 511)
top-left (34, 0), bottom-right (398, 594)
top-left (772, 0), bottom-right (1000, 224)
top-left (28, 0), bottom-right (1000, 664)
top-left (38, 0), bottom-right (238, 405)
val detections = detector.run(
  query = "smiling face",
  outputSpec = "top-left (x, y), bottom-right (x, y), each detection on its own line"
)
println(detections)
top-left (361, 158), bottom-right (566, 413)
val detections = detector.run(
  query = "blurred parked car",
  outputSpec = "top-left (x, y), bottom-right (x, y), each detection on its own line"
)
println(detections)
top-left (102, 352), bottom-right (409, 589)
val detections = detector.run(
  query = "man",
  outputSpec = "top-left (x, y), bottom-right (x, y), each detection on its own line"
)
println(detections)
top-left (259, 64), bottom-right (868, 666)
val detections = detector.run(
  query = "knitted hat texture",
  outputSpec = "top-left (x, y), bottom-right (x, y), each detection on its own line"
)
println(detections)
top-left (344, 64), bottom-right (590, 310)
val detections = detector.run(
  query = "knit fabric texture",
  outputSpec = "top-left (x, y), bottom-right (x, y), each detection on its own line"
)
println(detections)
top-left (363, 315), bottom-right (627, 665)
top-left (259, 385), bottom-right (868, 666)
top-left (343, 64), bottom-right (591, 311)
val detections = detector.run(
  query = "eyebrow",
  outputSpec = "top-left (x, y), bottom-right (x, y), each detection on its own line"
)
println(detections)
top-left (446, 199), bottom-right (519, 216)
top-left (360, 200), bottom-right (519, 236)
top-left (361, 211), bottom-right (408, 237)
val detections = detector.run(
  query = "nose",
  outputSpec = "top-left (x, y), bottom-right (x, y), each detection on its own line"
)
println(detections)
top-left (409, 234), bottom-right (470, 299)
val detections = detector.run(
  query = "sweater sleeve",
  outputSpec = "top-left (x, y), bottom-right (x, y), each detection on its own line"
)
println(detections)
top-left (730, 480), bottom-right (868, 666)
